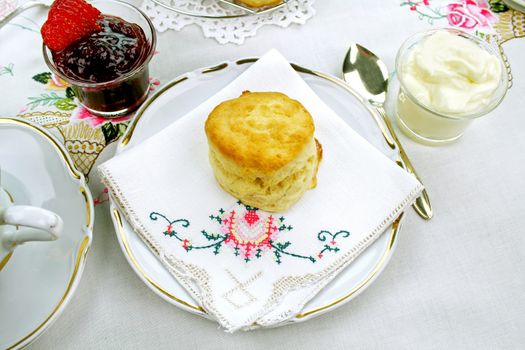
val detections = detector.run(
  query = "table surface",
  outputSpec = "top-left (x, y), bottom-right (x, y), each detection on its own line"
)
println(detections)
top-left (1, 0), bottom-right (525, 348)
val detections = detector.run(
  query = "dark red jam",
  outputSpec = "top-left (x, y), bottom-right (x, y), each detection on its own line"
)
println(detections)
top-left (52, 15), bottom-right (151, 114)
top-left (53, 15), bottom-right (149, 83)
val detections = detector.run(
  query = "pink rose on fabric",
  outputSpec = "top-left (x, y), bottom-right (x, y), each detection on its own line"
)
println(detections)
top-left (0, 0), bottom-right (17, 19)
top-left (71, 105), bottom-right (131, 127)
top-left (446, 0), bottom-right (497, 29)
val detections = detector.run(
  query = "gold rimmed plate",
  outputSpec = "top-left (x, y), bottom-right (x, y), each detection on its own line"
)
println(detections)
top-left (110, 59), bottom-right (405, 325)
top-left (151, 0), bottom-right (288, 19)
top-left (0, 118), bottom-right (94, 349)
top-left (219, 0), bottom-right (288, 14)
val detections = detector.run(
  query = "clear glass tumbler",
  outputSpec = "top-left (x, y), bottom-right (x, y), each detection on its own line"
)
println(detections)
top-left (394, 28), bottom-right (508, 145)
top-left (42, 0), bottom-right (156, 117)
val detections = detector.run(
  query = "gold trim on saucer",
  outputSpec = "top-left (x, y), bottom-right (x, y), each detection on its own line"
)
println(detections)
top-left (6, 235), bottom-right (90, 350)
top-left (113, 59), bottom-right (405, 320)
top-left (80, 186), bottom-right (91, 227)
top-left (0, 118), bottom-right (80, 180)
top-left (0, 189), bottom-right (15, 271)
top-left (0, 251), bottom-right (14, 271)
top-left (202, 63), bottom-right (229, 74)
top-left (296, 214), bottom-right (402, 318)
top-left (121, 76), bottom-right (188, 147)
top-left (4, 188), bottom-right (14, 203)
top-left (113, 208), bottom-right (205, 312)
top-left (1, 117), bottom-right (93, 349)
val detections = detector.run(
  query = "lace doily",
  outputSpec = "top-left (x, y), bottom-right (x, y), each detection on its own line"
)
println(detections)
top-left (140, 0), bottom-right (316, 44)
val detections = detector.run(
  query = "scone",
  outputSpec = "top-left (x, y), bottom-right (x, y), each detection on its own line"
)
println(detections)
top-left (235, 0), bottom-right (283, 8)
top-left (205, 91), bottom-right (322, 212)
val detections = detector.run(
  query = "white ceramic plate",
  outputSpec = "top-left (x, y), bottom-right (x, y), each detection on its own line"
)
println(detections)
top-left (0, 118), bottom-right (93, 349)
top-left (109, 59), bottom-right (404, 325)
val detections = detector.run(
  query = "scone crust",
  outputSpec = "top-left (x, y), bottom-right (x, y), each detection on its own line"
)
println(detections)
top-left (236, 0), bottom-right (282, 8)
top-left (205, 91), bottom-right (314, 174)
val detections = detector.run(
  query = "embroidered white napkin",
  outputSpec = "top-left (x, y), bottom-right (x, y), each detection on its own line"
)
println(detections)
top-left (99, 49), bottom-right (423, 332)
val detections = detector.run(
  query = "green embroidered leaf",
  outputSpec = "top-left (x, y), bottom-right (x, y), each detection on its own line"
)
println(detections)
top-left (65, 87), bottom-right (75, 99)
top-left (32, 72), bottom-right (52, 84)
top-left (117, 123), bottom-right (128, 136)
top-left (489, 0), bottom-right (509, 12)
top-left (201, 230), bottom-right (223, 241)
top-left (54, 98), bottom-right (77, 111)
top-left (278, 224), bottom-right (292, 232)
top-left (209, 214), bottom-right (222, 223)
top-left (276, 241), bottom-right (291, 250)
top-left (27, 92), bottom-right (64, 109)
top-left (274, 250), bottom-right (282, 264)
top-left (0, 63), bottom-right (14, 77)
top-left (101, 122), bottom-right (119, 144)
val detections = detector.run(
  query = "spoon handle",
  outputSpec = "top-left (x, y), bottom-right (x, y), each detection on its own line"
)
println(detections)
top-left (379, 107), bottom-right (433, 220)
top-left (371, 108), bottom-right (397, 150)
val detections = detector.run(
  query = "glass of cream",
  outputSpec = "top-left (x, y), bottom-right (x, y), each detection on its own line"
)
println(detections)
top-left (394, 28), bottom-right (509, 145)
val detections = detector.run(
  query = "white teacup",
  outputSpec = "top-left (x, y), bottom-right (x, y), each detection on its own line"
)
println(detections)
top-left (0, 186), bottom-right (63, 270)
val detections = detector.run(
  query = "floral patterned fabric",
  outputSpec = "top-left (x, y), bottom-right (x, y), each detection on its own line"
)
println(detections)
top-left (0, 4), bottom-right (161, 182)
top-left (401, 0), bottom-right (523, 41)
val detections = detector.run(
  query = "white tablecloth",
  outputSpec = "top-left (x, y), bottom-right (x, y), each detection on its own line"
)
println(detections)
top-left (1, 0), bottom-right (524, 348)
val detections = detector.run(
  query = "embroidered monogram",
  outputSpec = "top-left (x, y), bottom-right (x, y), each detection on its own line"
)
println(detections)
top-left (221, 270), bottom-right (263, 309)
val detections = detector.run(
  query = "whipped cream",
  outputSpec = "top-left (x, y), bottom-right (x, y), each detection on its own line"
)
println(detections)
top-left (401, 31), bottom-right (502, 115)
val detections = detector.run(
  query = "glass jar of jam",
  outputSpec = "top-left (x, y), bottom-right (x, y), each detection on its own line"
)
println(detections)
top-left (43, 0), bottom-right (156, 117)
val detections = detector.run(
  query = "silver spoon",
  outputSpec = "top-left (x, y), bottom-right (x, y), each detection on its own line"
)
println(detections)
top-left (342, 43), bottom-right (433, 220)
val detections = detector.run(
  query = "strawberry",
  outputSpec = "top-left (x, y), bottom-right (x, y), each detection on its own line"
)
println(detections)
top-left (41, 0), bottom-right (102, 52)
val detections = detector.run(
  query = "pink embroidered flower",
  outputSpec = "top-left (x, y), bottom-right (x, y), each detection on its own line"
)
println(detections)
top-left (0, 0), bottom-right (17, 19)
top-left (409, 0), bottom-right (430, 11)
top-left (93, 187), bottom-right (109, 206)
top-left (182, 239), bottom-right (191, 250)
top-left (446, 0), bottom-right (496, 29)
top-left (149, 77), bottom-right (160, 91)
top-left (221, 209), bottom-right (278, 260)
top-left (70, 105), bottom-right (131, 127)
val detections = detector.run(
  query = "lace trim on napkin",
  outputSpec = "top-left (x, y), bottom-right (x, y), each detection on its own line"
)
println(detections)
top-left (100, 165), bottom-right (423, 330)
top-left (140, 0), bottom-right (316, 45)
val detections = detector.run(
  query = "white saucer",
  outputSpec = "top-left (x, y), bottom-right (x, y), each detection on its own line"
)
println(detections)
top-left (0, 118), bottom-right (93, 349)
top-left (110, 59), bottom-right (405, 325)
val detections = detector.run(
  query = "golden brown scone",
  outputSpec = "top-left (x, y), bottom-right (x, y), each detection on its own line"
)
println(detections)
top-left (235, 0), bottom-right (282, 8)
top-left (205, 91), bottom-right (322, 212)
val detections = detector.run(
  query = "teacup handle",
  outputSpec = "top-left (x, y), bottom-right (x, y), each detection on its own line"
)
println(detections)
top-left (0, 205), bottom-right (63, 246)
